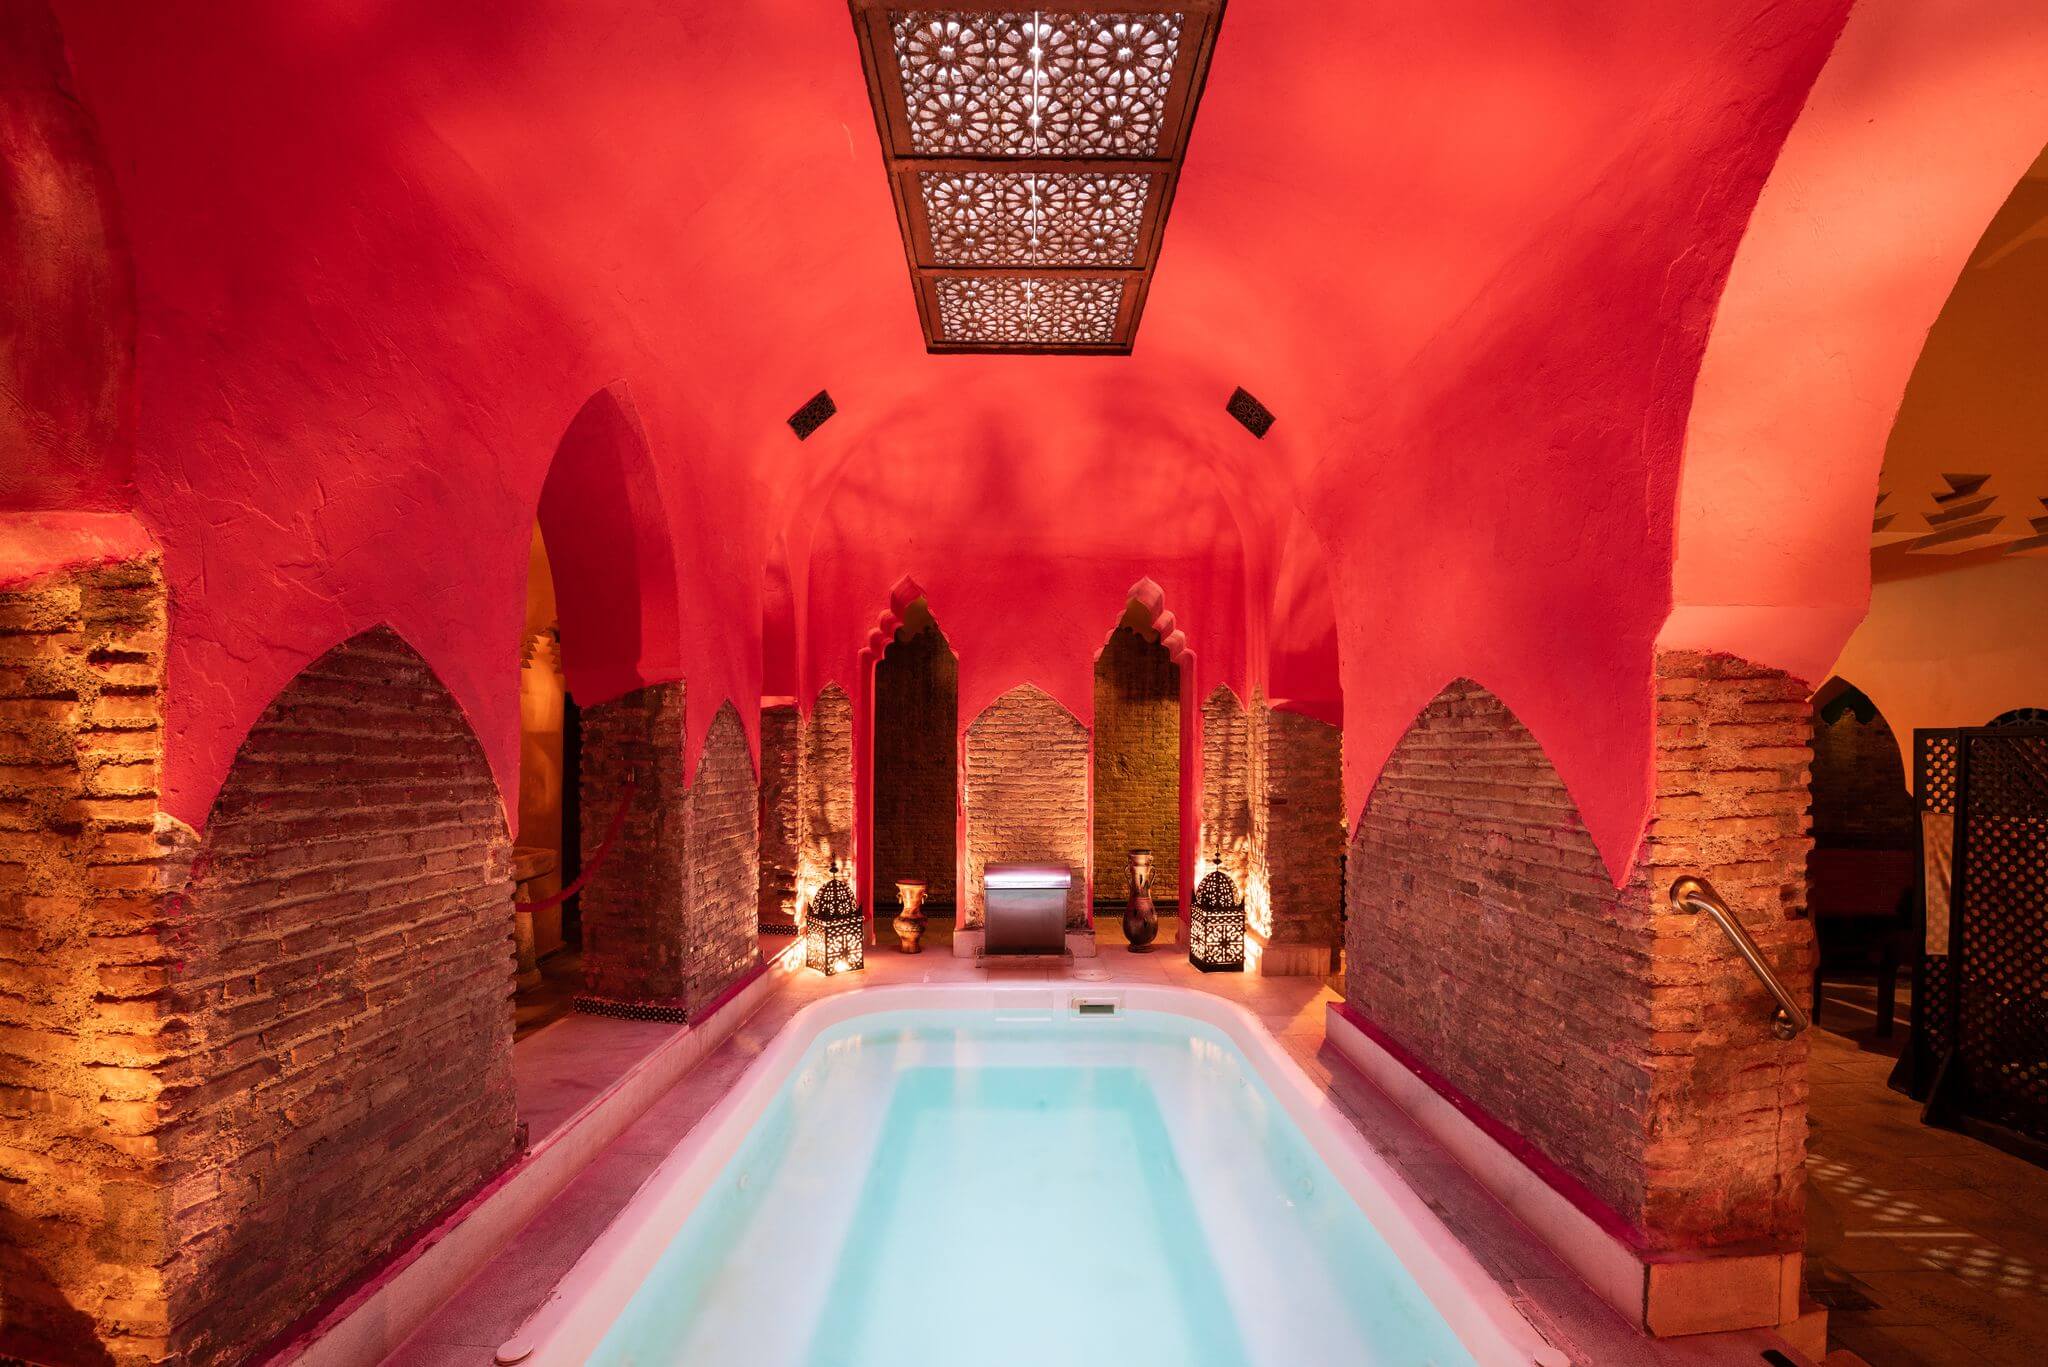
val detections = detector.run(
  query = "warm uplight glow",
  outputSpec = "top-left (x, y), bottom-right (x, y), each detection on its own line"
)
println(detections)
top-left (850, 2), bottom-right (1224, 352)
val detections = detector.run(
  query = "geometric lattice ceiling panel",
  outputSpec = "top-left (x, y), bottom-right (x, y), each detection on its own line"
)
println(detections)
top-left (852, 2), bottom-right (1225, 353)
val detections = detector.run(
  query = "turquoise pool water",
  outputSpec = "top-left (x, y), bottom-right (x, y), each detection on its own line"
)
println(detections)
top-left (590, 1009), bottom-right (1478, 1366)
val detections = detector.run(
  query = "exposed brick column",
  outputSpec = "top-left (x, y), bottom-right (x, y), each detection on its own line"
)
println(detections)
top-left (1, 551), bottom-right (190, 1365)
top-left (755, 702), bottom-right (799, 932)
top-left (681, 703), bottom-right (761, 1010)
top-left (576, 681), bottom-right (691, 1013)
top-left (796, 684), bottom-right (854, 915)
top-left (1636, 651), bottom-right (1813, 1251)
top-left (1258, 708), bottom-right (1344, 975)
top-left (1345, 654), bottom-right (1812, 1271)
top-left (961, 685), bottom-right (1088, 933)
top-left (1198, 684), bottom-right (1256, 893)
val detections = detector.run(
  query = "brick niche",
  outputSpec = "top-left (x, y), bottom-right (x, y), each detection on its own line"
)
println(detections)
top-left (577, 683), bottom-right (760, 1015)
top-left (797, 684), bottom-right (854, 913)
top-left (961, 684), bottom-right (1088, 930)
top-left (872, 625), bottom-right (958, 908)
top-left (1809, 699), bottom-right (1914, 849)
top-left (755, 702), bottom-right (799, 931)
top-left (1345, 655), bottom-right (1813, 1260)
top-left (1199, 684), bottom-right (1258, 894)
top-left (1092, 626), bottom-right (1181, 905)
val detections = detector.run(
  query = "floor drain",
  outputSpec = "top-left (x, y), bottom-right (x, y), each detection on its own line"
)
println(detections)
top-left (1074, 968), bottom-right (1110, 981)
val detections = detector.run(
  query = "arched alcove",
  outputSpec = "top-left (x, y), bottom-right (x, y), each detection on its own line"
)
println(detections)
top-left (960, 684), bottom-right (1090, 946)
top-left (535, 384), bottom-right (684, 705)
top-left (872, 597), bottom-right (959, 924)
top-left (1092, 598), bottom-right (1183, 919)
top-left (1809, 679), bottom-right (1915, 850)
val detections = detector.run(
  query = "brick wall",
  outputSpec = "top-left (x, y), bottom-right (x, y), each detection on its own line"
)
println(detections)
top-left (577, 682), bottom-right (690, 1008)
top-left (1262, 709), bottom-right (1344, 968)
top-left (1810, 708), bottom-right (1915, 849)
top-left (797, 684), bottom-right (854, 915)
top-left (1, 553), bottom-right (192, 1365)
top-left (682, 703), bottom-right (760, 1011)
top-left (962, 685), bottom-right (1088, 929)
top-left (1091, 628), bottom-right (1180, 904)
top-left (873, 627), bottom-right (957, 907)
top-left (1200, 685), bottom-right (1256, 893)
top-left (579, 685), bottom-right (759, 1012)
top-left (154, 627), bottom-right (521, 1361)
top-left (756, 703), bottom-right (799, 929)
top-left (1345, 656), bottom-right (1812, 1252)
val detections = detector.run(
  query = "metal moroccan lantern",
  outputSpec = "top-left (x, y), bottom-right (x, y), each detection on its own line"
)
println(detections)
top-left (1189, 868), bottom-right (1246, 973)
top-left (805, 865), bottom-right (865, 975)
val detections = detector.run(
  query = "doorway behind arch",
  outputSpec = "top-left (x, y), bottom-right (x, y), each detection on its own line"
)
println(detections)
top-left (514, 521), bottom-right (584, 1036)
top-left (872, 598), bottom-right (959, 945)
top-left (1093, 600), bottom-right (1183, 944)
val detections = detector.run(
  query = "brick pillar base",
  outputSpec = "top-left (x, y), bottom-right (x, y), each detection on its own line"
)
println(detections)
top-left (576, 682), bottom-right (691, 1017)
top-left (576, 684), bottom-right (761, 1021)
top-left (1257, 708), bottom-right (1343, 976)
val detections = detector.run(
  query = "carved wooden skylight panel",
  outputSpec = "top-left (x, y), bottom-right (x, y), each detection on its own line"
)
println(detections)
top-left (920, 172), bottom-right (1150, 266)
top-left (852, 2), bottom-right (1224, 354)
top-left (935, 276), bottom-right (1125, 344)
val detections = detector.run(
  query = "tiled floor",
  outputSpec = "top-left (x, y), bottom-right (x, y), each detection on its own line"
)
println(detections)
top-left (1804, 983), bottom-right (2048, 1366)
top-left (381, 931), bottom-right (1811, 1366)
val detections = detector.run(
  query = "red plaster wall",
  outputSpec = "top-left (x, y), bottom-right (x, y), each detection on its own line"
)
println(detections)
top-left (25, 0), bottom-right (1889, 888)
top-left (0, 2), bottom-right (133, 514)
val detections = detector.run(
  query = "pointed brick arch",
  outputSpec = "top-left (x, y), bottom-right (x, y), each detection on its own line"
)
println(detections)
top-left (162, 626), bottom-right (516, 1361)
top-left (1345, 664), bottom-right (1814, 1327)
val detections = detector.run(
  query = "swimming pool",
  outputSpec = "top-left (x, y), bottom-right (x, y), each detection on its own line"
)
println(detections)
top-left (496, 985), bottom-right (1559, 1366)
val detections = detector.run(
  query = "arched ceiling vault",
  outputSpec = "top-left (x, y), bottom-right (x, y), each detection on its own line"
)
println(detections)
top-left (32, 0), bottom-right (2042, 876)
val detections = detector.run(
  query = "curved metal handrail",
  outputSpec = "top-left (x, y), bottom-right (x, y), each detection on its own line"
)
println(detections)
top-left (1669, 875), bottom-right (1809, 1040)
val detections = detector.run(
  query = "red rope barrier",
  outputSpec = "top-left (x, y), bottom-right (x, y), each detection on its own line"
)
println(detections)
top-left (515, 779), bottom-right (637, 914)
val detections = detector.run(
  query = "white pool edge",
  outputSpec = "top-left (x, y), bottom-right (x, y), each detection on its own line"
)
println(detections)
top-left (495, 983), bottom-right (1567, 1367)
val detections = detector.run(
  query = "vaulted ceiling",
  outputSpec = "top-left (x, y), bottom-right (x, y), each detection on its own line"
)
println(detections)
top-left (11, 0), bottom-right (2048, 874)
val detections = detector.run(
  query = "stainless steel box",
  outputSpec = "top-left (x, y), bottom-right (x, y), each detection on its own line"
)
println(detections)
top-left (983, 862), bottom-right (1071, 955)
